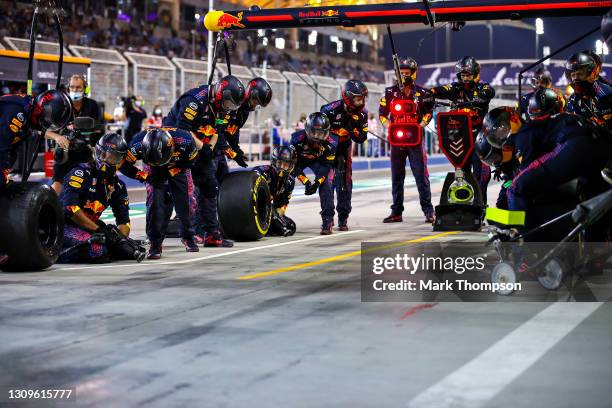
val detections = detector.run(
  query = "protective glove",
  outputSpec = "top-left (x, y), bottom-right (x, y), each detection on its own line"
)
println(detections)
top-left (492, 168), bottom-right (504, 182)
top-left (95, 223), bottom-right (116, 245)
top-left (234, 153), bottom-right (248, 168)
top-left (304, 179), bottom-right (320, 196)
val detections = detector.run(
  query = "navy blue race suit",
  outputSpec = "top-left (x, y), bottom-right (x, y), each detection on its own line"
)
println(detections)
top-left (120, 127), bottom-right (200, 247)
top-left (0, 95), bottom-right (33, 188)
top-left (162, 85), bottom-right (236, 235)
top-left (507, 114), bottom-right (611, 230)
top-left (379, 84), bottom-right (435, 218)
top-left (58, 163), bottom-right (130, 262)
top-left (216, 105), bottom-right (251, 181)
top-left (430, 81), bottom-right (495, 204)
top-left (254, 164), bottom-right (296, 236)
top-left (566, 79), bottom-right (612, 128)
top-left (320, 100), bottom-right (368, 226)
top-left (290, 130), bottom-right (338, 228)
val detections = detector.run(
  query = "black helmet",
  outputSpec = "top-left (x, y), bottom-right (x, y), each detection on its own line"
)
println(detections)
top-left (565, 51), bottom-right (597, 93)
top-left (142, 128), bottom-right (175, 166)
top-left (481, 106), bottom-right (521, 148)
top-left (95, 132), bottom-right (128, 177)
top-left (271, 145), bottom-right (297, 173)
top-left (603, 9), bottom-right (612, 49)
top-left (32, 89), bottom-right (72, 131)
top-left (212, 75), bottom-right (246, 112)
top-left (455, 56), bottom-right (480, 83)
top-left (398, 57), bottom-right (418, 87)
top-left (475, 132), bottom-right (504, 167)
top-left (244, 77), bottom-right (272, 111)
top-left (341, 79), bottom-right (368, 112)
top-left (529, 67), bottom-right (552, 89)
top-left (527, 88), bottom-right (565, 121)
top-left (305, 112), bottom-right (330, 142)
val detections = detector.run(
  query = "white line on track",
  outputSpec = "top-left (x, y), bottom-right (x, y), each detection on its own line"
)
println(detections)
top-left (407, 302), bottom-right (603, 408)
top-left (53, 229), bottom-right (366, 271)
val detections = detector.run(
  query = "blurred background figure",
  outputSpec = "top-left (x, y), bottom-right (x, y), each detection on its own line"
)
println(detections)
top-left (148, 105), bottom-right (164, 128)
top-left (367, 113), bottom-right (379, 158)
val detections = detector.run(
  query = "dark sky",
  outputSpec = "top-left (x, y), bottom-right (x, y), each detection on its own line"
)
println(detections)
top-left (382, 16), bottom-right (606, 67)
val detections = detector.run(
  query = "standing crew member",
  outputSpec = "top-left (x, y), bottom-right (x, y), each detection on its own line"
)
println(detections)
top-left (291, 112), bottom-right (339, 235)
top-left (121, 128), bottom-right (203, 259)
top-left (320, 80), bottom-right (368, 231)
top-left (565, 51), bottom-right (612, 128)
top-left (0, 90), bottom-right (72, 190)
top-left (430, 56), bottom-right (495, 204)
top-left (379, 57), bottom-right (435, 223)
top-left (254, 145), bottom-right (298, 237)
top-left (52, 75), bottom-right (104, 194)
top-left (162, 75), bottom-right (245, 248)
top-left (58, 133), bottom-right (137, 263)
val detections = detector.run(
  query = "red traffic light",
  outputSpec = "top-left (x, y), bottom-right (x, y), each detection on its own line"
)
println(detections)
top-left (389, 99), bottom-right (417, 116)
top-left (388, 123), bottom-right (422, 147)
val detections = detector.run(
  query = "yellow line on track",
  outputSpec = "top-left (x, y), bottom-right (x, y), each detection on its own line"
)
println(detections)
top-left (237, 231), bottom-right (459, 280)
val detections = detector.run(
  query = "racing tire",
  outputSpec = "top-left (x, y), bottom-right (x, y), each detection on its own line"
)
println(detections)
top-left (218, 170), bottom-right (272, 241)
top-left (0, 183), bottom-right (64, 271)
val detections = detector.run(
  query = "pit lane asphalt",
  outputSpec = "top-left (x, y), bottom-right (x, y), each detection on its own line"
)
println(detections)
top-left (0, 165), bottom-right (610, 408)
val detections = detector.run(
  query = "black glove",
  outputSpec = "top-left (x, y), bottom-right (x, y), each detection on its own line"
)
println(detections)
top-left (492, 168), bottom-right (504, 182)
top-left (95, 223), bottom-right (116, 245)
top-left (234, 153), bottom-right (248, 168)
top-left (304, 180), bottom-right (320, 196)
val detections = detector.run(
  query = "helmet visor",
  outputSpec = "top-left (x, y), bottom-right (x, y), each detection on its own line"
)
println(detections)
top-left (529, 76), bottom-right (552, 88)
top-left (306, 128), bottom-right (329, 141)
top-left (273, 158), bottom-right (295, 173)
top-left (567, 67), bottom-right (592, 82)
top-left (460, 72), bottom-right (475, 82)
top-left (483, 122), bottom-right (512, 148)
top-left (99, 149), bottom-right (126, 166)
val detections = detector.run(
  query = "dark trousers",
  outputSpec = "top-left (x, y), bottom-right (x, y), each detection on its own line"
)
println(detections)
top-left (333, 141), bottom-right (354, 224)
top-left (193, 155), bottom-right (221, 234)
top-left (146, 169), bottom-right (194, 245)
top-left (310, 162), bottom-right (335, 227)
top-left (216, 154), bottom-right (229, 182)
top-left (58, 225), bottom-right (108, 263)
top-left (390, 144), bottom-right (434, 217)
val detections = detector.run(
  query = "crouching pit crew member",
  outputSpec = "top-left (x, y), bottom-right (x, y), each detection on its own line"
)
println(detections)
top-left (430, 56), bottom-right (495, 204)
top-left (481, 89), bottom-right (611, 234)
top-left (379, 57), bottom-right (435, 224)
top-left (254, 146), bottom-right (297, 237)
top-left (291, 112), bottom-right (338, 235)
top-left (163, 75), bottom-right (245, 248)
top-left (120, 127), bottom-right (204, 259)
top-left (0, 90), bottom-right (72, 192)
top-left (58, 133), bottom-right (145, 263)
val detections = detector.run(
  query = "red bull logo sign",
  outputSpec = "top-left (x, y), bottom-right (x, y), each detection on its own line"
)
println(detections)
top-left (205, 11), bottom-right (245, 31)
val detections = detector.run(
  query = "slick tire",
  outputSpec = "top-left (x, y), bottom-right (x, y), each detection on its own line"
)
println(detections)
top-left (218, 170), bottom-right (272, 241)
top-left (0, 183), bottom-right (64, 271)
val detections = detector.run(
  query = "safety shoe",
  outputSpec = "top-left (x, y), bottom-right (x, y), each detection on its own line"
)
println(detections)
top-left (181, 237), bottom-right (200, 252)
top-left (425, 214), bottom-right (435, 224)
top-left (0, 254), bottom-right (8, 265)
top-left (204, 231), bottom-right (234, 248)
top-left (337, 224), bottom-right (349, 231)
top-left (194, 234), bottom-right (205, 245)
top-left (383, 214), bottom-right (403, 223)
top-left (320, 224), bottom-right (333, 235)
top-left (147, 244), bottom-right (162, 260)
